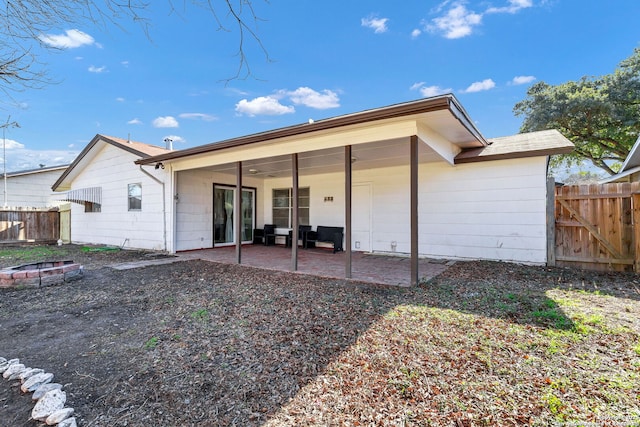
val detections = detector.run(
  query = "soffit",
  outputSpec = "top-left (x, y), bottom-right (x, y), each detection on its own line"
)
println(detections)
top-left (190, 138), bottom-right (441, 179)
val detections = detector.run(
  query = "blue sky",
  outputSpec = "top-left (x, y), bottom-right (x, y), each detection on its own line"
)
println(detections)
top-left (2, 0), bottom-right (639, 172)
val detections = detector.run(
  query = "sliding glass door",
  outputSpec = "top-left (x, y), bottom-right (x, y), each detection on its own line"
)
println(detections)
top-left (213, 185), bottom-right (255, 246)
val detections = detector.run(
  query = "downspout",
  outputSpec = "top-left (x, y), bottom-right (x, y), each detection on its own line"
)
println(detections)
top-left (139, 165), bottom-right (167, 252)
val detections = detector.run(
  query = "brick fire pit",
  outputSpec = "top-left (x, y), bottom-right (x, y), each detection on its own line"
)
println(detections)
top-left (0, 261), bottom-right (83, 288)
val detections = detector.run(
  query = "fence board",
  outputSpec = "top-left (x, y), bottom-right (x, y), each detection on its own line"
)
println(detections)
top-left (0, 210), bottom-right (59, 243)
top-left (553, 182), bottom-right (640, 272)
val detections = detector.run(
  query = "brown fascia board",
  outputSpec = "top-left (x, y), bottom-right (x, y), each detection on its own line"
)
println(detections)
top-left (137, 95), bottom-right (488, 165)
top-left (454, 145), bottom-right (575, 164)
top-left (52, 134), bottom-right (158, 191)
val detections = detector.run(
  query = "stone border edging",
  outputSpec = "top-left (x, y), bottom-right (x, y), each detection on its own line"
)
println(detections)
top-left (0, 261), bottom-right (84, 289)
top-left (0, 357), bottom-right (77, 426)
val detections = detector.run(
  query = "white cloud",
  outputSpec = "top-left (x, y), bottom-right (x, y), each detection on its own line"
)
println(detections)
top-left (68, 144), bottom-right (75, 148)
top-left (39, 29), bottom-right (96, 49)
top-left (127, 118), bottom-right (143, 125)
top-left (116, 97), bottom-right (125, 102)
top-left (285, 87), bottom-right (340, 109)
top-left (361, 16), bottom-right (389, 34)
top-left (511, 75), bottom-right (536, 85)
top-left (410, 82), bottom-right (452, 97)
top-left (235, 96), bottom-right (295, 117)
top-left (423, 85), bottom-right (452, 97)
top-left (428, 3), bottom-right (482, 39)
top-left (178, 113), bottom-right (218, 122)
top-left (411, 28), bottom-right (422, 38)
top-left (1, 143), bottom-right (78, 172)
top-left (121, 61), bottom-right (129, 67)
top-left (88, 65), bottom-right (107, 73)
top-left (427, 0), bottom-right (532, 39)
top-left (1, 139), bottom-right (25, 150)
top-left (152, 116), bottom-right (179, 128)
top-left (486, 0), bottom-right (533, 14)
top-left (462, 78), bottom-right (496, 93)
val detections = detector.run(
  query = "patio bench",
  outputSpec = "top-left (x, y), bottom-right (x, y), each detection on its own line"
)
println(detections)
top-left (304, 226), bottom-right (344, 253)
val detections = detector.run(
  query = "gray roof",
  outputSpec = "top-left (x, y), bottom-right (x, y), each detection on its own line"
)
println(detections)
top-left (454, 129), bottom-right (574, 164)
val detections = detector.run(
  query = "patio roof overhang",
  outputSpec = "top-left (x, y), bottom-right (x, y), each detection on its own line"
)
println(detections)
top-left (136, 95), bottom-right (487, 175)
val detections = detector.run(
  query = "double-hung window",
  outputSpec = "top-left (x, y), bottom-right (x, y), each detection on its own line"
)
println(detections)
top-left (272, 187), bottom-right (309, 228)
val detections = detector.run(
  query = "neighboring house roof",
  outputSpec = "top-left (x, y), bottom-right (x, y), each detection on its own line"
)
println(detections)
top-left (6, 164), bottom-right (69, 178)
top-left (600, 135), bottom-right (640, 183)
top-left (454, 129), bottom-right (574, 164)
top-left (52, 134), bottom-right (172, 191)
top-left (137, 95), bottom-right (488, 166)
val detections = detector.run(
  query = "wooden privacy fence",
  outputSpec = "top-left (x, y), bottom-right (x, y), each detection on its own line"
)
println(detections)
top-left (550, 180), bottom-right (640, 272)
top-left (0, 209), bottom-right (60, 244)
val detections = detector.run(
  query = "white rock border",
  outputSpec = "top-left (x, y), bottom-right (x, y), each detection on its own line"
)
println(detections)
top-left (0, 357), bottom-right (77, 426)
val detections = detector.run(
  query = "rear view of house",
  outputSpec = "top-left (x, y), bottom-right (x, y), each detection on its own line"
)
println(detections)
top-left (53, 96), bottom-right (573, 284)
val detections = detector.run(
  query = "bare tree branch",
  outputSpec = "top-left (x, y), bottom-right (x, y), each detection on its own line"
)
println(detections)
top-left (0, 0), bottom-right (269, 96)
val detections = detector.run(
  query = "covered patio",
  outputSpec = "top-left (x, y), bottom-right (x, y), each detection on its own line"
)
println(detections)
top-left (179, 245), bottom-right (453, 286)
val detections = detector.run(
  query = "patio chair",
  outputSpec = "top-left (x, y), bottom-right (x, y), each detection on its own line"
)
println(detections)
top-left (286, 225), bottom-right (312, 247)
top-left (304, 226), bottom-right (344, 253)
top-left (253, 224), bottom-right (277, 246)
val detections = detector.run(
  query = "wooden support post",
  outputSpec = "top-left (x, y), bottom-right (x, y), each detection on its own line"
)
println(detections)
top-left (345, 145), bottom-right (352, 279)
top-left (235, 161), bottom-right (242, 264)
top-left (410, 136), bottom-right (419, 286)
top-left (292, 154), bottom-right (299, 271)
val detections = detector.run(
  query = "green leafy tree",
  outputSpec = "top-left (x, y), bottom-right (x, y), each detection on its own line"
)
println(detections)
top-left (514, 47), bottom-right (640, 176)
top-left (0, 1), bottom-right (268, 96)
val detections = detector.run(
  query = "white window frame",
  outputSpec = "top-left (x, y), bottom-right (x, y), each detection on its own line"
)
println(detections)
top-left (128, 183), bottom-right (142, 211)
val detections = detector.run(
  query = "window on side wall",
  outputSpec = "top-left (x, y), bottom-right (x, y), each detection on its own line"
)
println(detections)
top-left (84, 202), bottom-right (101, 212)
top-left (272, 187), bottom-right (309, 228)
top-left (128, 183), bottom-right (142, 211)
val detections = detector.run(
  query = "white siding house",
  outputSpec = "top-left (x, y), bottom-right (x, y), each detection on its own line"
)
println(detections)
top-left (3, 165), bottom-right (68, 208)
top-left (52, 135), bottom-right (172, 250)
top-left (137, 96), bottom-right (573, 285)
top-left (53, 96), bottom-right (573, 284)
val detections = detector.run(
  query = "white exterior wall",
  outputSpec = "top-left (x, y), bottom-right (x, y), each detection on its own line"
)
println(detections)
top-left (419, 158), bottom-right (549, 263)
top-left (69, 144), bottom-right (170, 250)
top-left (4, 169), bottom-right (66, 208)
top-left (260, 157), bottom-right (549, 264)
top-left (175, 169), bottom-right (263, 251)
top-left (172, 156), bottom-right (549, 263)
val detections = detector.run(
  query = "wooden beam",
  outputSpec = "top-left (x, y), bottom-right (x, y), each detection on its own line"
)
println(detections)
top-left (345, 145), bottom-right (352, 279)
top-left (556, 198), bottom-right (624, 260)
top-left (292, 153), bottom-right (299, 271)
top-left (410, 135), bottom-right (419, 286)
top-left (235, 161), bottom-right (242, 264)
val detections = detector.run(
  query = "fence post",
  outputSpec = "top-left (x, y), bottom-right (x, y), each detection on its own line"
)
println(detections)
top-left (633, 194), bottom-right (640, 273)
top-left (546, 177), bottom-right (556, 267)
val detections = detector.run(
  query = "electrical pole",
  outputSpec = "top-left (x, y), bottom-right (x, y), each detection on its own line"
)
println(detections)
top-left (2, 117), bottom-right (20, 208)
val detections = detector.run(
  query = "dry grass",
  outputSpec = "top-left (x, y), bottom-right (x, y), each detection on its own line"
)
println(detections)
top-left (0, 246), bottom-right (639, 426)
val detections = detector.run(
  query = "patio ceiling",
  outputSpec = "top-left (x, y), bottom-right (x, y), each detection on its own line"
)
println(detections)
top-left (192, 137), bottom-right (439, 179)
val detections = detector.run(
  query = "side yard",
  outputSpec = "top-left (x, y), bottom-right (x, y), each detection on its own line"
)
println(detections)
top-left (0, 245), bottom-right (638, 426)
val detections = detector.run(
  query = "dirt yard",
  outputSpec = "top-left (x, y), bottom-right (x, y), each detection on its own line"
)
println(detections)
top-left (0, 244), bottom-right (638, 426)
